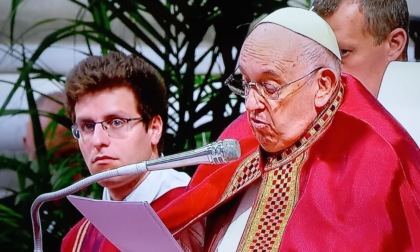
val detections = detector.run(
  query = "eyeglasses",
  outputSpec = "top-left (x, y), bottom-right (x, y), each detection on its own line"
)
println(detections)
top-left (224, 67), bottom-right (322, 100)
top-left (71, 117), bottom-right (143, 140)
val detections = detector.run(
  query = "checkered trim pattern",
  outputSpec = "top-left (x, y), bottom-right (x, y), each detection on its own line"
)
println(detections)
top-left (233, 83), bottom-right (344, 251)
top-left (237, 154), bottom-right (305, 252)
top-left (221, 151), bottom-right (261, 201)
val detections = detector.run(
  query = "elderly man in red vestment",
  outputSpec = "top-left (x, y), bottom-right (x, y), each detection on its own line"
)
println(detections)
top-left (62, 7), bottom-right (420, 252)
top-left (152, 7), bottom-right (420, 252)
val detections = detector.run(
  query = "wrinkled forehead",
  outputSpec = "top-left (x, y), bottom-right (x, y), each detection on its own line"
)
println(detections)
top-left (239, 24), bottom-right (302, 69)
top-left (245, 23), bottom-right (300, 46)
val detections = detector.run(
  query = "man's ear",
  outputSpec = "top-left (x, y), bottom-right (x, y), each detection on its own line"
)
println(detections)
top-left (387, 28), bottom-right (407, 61)
top-left (315, 68), bottom-right (337, 108)
top-left (148, 115), bottom-right (163, 145)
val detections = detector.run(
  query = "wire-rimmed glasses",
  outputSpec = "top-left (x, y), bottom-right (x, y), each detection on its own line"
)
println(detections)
top-left (71, 117), bottom-right (143, 140)
top-left (224, 67), bottom-right (322, 100)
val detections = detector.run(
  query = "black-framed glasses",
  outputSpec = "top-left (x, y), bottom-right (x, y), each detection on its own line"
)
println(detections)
top-left (224, 67), bottom-right (322, 100)
top-left (71, 117), bottom-right (143, 140)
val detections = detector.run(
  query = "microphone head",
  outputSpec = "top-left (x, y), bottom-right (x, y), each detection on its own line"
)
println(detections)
top-left (210, 139), bottom-right (241, 164)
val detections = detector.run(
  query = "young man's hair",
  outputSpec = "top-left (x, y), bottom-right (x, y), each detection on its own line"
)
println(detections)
top-left (311, 0), bottom-right (409, 60)
top-left (65, 51), bottom-right (168, 152)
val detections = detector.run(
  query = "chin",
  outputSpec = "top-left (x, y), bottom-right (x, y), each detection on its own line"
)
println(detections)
top-left (257, 138), bottom-right (275, 152)
top-left (258, 137), bottom-right (286, 153)
top-left (98, 177), bottom-right (122, 188)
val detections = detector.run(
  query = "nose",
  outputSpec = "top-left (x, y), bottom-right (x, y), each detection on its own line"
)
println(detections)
top-left (91, 123), bottom-right (110, 149)
top-left (245, 88), bottom-right (265, 111)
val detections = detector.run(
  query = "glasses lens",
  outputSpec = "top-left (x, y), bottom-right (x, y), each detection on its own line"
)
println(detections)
top-left (72, 118), bottom-right (141, 140)
top-left (71, 125), bottom-right (81, 139)
top-left (225, 75), bottom-right (246, 97)
top-left (103, 118), bottom-right (128, 139)
top-left (258, 82), bottom-right (280, 100)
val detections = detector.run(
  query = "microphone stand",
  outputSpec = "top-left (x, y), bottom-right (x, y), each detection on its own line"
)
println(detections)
top-left (31, 139), bottom-right (240, 252)
top-left (31, 162), bottom-right (147, 252)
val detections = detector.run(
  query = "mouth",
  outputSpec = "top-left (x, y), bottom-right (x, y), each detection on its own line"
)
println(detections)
top-left (249, 117), bottom-right (268, 129)
top-left (93, 156), bottom-right (117, 164)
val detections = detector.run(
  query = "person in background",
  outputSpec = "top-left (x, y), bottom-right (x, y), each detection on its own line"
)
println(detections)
top-left (311, 0), bottom-right (409, 98)
top-left (152, 7), bottom-right (420, 251)
top-left (61, 51), bottom-right (191, 251)
top-left (20, 91), bottom-right (83, 250)
top-left (23, 91), bottom-right (78, 161)
top-left (312, 0), bottom-right (420, 146)
top-left (1, 91), bottom-right (76, 198)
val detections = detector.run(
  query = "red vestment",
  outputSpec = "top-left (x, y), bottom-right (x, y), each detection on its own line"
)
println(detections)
top-left (154, 74), bottom-right (420, 251)
top-left (61, 74), bottom-right (420, 251)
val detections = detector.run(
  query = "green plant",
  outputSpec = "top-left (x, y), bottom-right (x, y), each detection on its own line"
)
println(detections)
top-left (1, 0), bottom-right (307, 250)
top-left (0, 151), bottom-right (94, 251)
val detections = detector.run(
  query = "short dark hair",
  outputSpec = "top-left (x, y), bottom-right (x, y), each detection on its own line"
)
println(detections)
top-left (65, 51), bottom-right (168, 152)
top-left (312, 0), bottom-right (409, 60)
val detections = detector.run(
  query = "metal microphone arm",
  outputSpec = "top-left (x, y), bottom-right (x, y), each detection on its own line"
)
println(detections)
top-left (146, 138), bottom-right (240, 170)
top-left (31, 139), bottom-right (240, 252)
top-left (31, 162), bottom-right (148, 252)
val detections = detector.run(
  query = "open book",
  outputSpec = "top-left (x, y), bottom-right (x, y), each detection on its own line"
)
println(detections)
top-left (67, 195), bottom-right (183, 252)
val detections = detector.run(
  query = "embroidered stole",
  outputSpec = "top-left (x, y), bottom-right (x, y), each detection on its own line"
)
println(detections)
top-left (223, 83), bottom-right (344, 251)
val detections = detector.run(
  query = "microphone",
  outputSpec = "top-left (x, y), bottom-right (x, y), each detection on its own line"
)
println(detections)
top-left (118, 138), bottom-right (241, 175)
top-left (31, 139), bottom-right (240, 252)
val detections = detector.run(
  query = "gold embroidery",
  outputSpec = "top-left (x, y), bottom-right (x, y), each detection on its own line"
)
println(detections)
top-left (73, 219), bottom-right (90, 252)
top-left (221, 151), bottom-right (261, 202)
top-left (237, 154), bottom-right (305, 252)
top-left (233, 83), bottom-right (344, 251)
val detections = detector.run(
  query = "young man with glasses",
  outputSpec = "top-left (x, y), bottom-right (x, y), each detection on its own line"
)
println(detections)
top-left (152, 7), bottom-right (420, 251)
top-left (61, 51), bottom-right (191, 251)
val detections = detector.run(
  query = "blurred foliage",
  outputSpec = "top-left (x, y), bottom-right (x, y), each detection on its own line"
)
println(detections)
top-left (0, 124), bottom-right (101, 251)
top-left (0, 0), bottom-right (310, 251)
